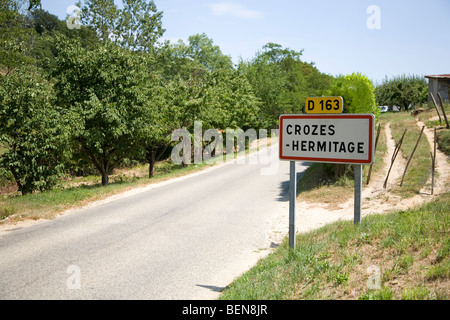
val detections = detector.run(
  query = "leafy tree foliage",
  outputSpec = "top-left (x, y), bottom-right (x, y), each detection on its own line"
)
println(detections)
top-left (50, 36), bottom-right (154, 185)
top-left (79, 0), bottom-right (164, 51)
top-left (327, 73), bottom-right (379, 116)
top-left (0, 0), bottom-right (36, 74)
top-left (375, 75), bottom-right (428, 110)
top-left (0, 68), bottom-right (68, 194)
top-left (326, 72), bottom-right (379, 178)
top-left (240, 43), bottom-right (330, 129)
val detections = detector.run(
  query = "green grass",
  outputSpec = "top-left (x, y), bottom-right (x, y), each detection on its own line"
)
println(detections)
top-left (415, 105), bottom-right (450, 156)
top-left (219, 192), bottom-right (449, 300)
top-left (436, 130), bottom-right (450, 156)
top-left (382, 112), bottom-right (432, 197)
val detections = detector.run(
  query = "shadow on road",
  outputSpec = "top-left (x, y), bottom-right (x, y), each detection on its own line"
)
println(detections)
top-left (196, 284), bottom-right (226, 293)
top-left (276, 162), bottom-right (310, 202)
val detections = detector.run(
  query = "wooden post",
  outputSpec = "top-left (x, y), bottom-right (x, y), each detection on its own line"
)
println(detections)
top-left (430, 92), bottom-right (442, 124)
top-left (366, 124), bottom-right (381, 185)
top-left (437, 92), bottom-right (450, 129)
top-left (400, 126), bottom-right (425, 187)
top-left (384, 129), bottom-right (406, 189)
top-left (431, 127), bottom-right (436, 195)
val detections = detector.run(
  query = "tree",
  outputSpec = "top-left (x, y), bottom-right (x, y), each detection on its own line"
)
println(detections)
top-left (326, 72), bottom-right (379, 178)
top-left (116, 0), bottom-right (164, 52)
top-left (238, 56), bottom-right (286, 129)
top-left (51, 36), bottom-right (153, 185)
top-left (327, 73), bottom-right (379, 116)
top-left (138, 73), bottom-right (173, 178)
top-left (375, 75), bottom-right (428, 110)
top-left (0, 67), bottom-right (68, 195)
top-left (201, 69), bottom-right (260, 130)
top-left (0, 0), bottom-right (36, 75)
top-left (154, 33), bottom-right (233, 82)
top-left (79, 0), bottom-right (118, 44)
top-left (79, 0), bottom-right (164, 50)
top-left (240, 43), bottom-right (330, 129)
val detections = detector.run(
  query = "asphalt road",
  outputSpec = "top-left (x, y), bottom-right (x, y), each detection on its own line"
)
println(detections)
top-left (0, 146), bottom-right (306, 300)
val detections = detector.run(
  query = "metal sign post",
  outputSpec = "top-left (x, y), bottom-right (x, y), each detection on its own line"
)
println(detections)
top-left (354, 164), bottom-right (362, 225)
top-left (289, 161), bottom-right (297, 250)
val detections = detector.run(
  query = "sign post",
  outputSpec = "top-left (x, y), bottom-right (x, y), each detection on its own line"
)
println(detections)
top-left (289, 161), bottom-right (296, 249)
top-left (354, 164), bottom-right (362, 225)
top-left (279, 113), bottom-right (375, 249)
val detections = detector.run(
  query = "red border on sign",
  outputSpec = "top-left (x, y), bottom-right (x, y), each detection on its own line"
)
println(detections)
top-left (279, 114), bottom-right (374, 164)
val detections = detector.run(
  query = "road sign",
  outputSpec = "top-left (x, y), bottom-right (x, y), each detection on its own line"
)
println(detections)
top-left (305, 96), bottom-right (343, 114)
top-left (279, 114), bottom-right (375, 164)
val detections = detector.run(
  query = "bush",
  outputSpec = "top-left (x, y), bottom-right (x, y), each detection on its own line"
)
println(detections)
top-left (0, 68), bottom-right (68, 195)
top-left (327, 72), bottom-right (379, 117)
top-left (326, 73), bottom-right (379, 177)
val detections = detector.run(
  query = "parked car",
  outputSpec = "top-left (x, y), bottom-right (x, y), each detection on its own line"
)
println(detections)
top-left (379, 106), bottom-right (388, 113)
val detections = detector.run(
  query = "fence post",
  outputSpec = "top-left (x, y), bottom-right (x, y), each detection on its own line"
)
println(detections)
top-left (437, 93), bottom-right (450, 129)
top-left (400, 126), bottom-right (425, 187)
top-left (366, 124), bottom-right (381, 185)
top-left (430, 92), bottom-right (442, 124)
top-left (384, 129), bottom-right (406, 189)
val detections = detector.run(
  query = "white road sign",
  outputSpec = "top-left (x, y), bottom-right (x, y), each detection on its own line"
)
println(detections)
top-left (279, 114), bottom-right (375, 164)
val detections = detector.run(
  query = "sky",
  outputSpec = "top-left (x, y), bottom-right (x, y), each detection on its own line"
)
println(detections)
top-left (40, 0), bottom-right (450, 85)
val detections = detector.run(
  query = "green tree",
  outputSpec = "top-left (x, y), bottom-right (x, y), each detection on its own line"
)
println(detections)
top-left (79, 0), bottom-right (164, 50)
top-left (27, 7), bottom-right (101, 70)
top-left (79, 0), bottom-right (118, 44)
top-left (0, 67), bottom-right (68, 195)
top-left (201, 69), bottom-right (260, 130)
top-left (0, 0), bottom-right (36, 74)
top-left (240, 43), bottom-right (330, 129)
top-left (326, 72), bottom-right (379, 178)
top-left (138, 72), bottom-right (173, 178)
top-left (327, 73), bottom-right (379, 116)
top-left (116, 0), bottom-right (164, 52)
top-left (375, 75), bottom-right (428, 110)
top-left (238, 56), bottom-right (285, 129)
top-left (155, 33), bottom-right (233, 81)
top-left (51, 36), bottom-right (153, 185)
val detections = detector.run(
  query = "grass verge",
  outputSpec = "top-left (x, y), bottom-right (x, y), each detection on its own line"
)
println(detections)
top-left (219, 192), bottom-right (449, 300)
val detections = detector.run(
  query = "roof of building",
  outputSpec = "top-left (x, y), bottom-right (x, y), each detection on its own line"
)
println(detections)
top-left (425, 74), bottom-right (450, 79)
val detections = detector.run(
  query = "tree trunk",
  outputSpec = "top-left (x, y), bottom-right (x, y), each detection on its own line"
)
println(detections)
top-left (334, 164), bottom-right (351, 178)
top-left (101, 172), bottom-right (109, 186)
top-left (148, 148), bottom-right (156, 178)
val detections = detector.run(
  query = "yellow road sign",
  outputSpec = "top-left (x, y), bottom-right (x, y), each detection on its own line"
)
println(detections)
top-left (305, 96), bottom-right (343, 114)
